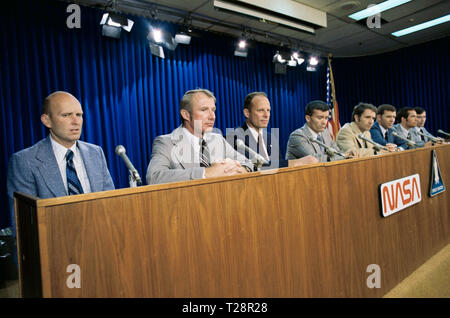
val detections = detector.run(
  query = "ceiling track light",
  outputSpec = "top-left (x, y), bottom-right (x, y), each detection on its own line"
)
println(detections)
top-left (100, 12), bottom-right (134, 39)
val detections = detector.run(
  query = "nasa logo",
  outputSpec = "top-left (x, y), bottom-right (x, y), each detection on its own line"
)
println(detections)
top-left (380, 174), bottom-right (422, 217)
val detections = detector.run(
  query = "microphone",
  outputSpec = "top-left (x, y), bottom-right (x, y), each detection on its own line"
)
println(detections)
top-left (115, 145), bottom-right (142, 186)
top-left (308, 136), bottom-right (346, 157)
top-left (357, 134), bottom-right (389, 151)
top-left (391, 132), bottom-right (418, 147)
top-left (235, 139), bottom-right (269, 167)
top-left (416, 130), bottom-right (440, 143)
top-left (437, 129), bottom-right (450, 137)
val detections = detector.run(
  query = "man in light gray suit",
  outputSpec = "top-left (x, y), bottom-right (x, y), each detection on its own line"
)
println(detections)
top-left (393, 107), bottom-right (426, 149)
top-left (286, 100), bottom-right (354, 162)
top-left (146, 89), bottom-right (253, 185)
top-left (414, 107), bottom-right (443, 144)
top-left (7, 91), bottom-right (115, 242)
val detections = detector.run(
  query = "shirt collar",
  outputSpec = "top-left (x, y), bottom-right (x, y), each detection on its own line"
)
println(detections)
top-left (50, 135), bottom-right (78, 163)
top-left (247, 125), bottom-right (263, 141)
top-left (307, 125), bottom-right (319, 139)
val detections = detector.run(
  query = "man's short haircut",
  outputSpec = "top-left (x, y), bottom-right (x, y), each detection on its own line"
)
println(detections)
top-left (396, 107), bottom-right (415, 123)
top-left (305, 100), bottom-right (329, 116)
top-left (377, 104), bottom-right (396, 116)
top-left (414, 107), bottom-right (426, 115)
top-left (351, 102), bottom-right (377, 122)
top-left (180, 88), bottom-right (216, 121)
top-left (243, 92), bottom-right (267, 111)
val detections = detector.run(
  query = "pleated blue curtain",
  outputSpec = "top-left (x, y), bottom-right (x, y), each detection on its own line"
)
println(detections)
top-left (0, 0), bottom-right (325, 228)
top-left (332, 36), bottom-right (449, 134)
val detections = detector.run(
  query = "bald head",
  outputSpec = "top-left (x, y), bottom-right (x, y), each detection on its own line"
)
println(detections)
top-left (40, 91), bottom-right (84, 148)
top-left (42, 91), bottom-right (80, 116)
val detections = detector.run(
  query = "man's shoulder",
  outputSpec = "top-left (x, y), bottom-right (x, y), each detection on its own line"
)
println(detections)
top-left (10, 137), bottom-right (48, 159)
top-left (290, 124), bottom-right (309, 138)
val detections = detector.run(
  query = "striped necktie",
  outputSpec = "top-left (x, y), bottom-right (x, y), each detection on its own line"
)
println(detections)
top-left (66, 149), bottom-right (84, 195)
top-left (199, 139), bottom-right (211, 167)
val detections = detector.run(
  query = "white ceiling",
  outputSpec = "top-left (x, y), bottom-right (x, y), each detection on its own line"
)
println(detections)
top-left (75, 0), bottom-right (450, 57)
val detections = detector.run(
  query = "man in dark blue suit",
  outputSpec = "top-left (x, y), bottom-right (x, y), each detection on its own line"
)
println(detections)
top-left (231, 92), bottom-right (317, 170)
top-left (370, 104), bottom-right (401, 152)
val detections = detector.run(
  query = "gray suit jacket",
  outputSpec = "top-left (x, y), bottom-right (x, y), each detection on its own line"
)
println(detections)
top-left (285, 124), bottom-right (343, 162)
top-left (414, 126), bottom-right (434, 142)
top-left (393, 124), bottom-right (425, 148)
top-left (7, 135), bottom-right (115, 235)
top-left (146, 125), bottom-right (253, 185)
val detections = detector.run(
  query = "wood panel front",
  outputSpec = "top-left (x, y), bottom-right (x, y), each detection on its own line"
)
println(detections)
top-left (17, 144), bottom-right (450, 297)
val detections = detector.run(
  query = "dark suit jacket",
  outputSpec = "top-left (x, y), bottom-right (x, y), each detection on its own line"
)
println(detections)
top-left (370, 121), bottom-right (406, 147)
top-left (232, 122), bottom-right (288, 170)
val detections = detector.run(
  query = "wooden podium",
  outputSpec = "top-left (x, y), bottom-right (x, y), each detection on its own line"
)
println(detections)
top-left (15, 144), bottom-right (450, 297)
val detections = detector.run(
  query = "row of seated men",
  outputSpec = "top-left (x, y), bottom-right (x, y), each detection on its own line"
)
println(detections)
top-left (6, 89), bottom-right (445, 233)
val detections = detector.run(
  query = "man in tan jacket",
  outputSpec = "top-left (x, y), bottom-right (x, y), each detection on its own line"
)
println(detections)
top-left (336, 103), bottom-right (378, 157)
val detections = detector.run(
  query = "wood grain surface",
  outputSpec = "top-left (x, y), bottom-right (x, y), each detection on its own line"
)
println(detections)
top-left (15, 144), bottom-right (450, 297)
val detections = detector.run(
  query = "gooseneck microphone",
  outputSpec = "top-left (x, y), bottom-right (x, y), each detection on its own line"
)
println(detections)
top-left (391, 132), bottom-right (418, 147)
top-left (235, 139), bottom-right (269, 167)
top-left (437, 129), bottom-right (450, 137)
top-left (416, 130), bottom-right (440, 142)
top-left (115, 145), bottom-right (142, 186)
top-left (357, 133), bottom-right (389, 151)
top-left (308, 136), bottom-right (346, 157)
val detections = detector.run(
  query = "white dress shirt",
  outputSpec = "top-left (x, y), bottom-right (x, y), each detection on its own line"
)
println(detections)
top-left (50, 135), bottom-right (92, 194)
top-left (247, 126), bottom-right (269, 161)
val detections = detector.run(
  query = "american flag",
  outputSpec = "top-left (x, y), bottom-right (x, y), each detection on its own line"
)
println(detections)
top-left (326, 54), bottom-right (341, 140)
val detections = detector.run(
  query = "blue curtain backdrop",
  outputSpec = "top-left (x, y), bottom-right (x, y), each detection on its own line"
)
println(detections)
top-left (333, 36), bottom-right (449, 132)
top-left (0, 0), bottom-right (326, 228)
top-left (1, 1), bottom-right (448, 229)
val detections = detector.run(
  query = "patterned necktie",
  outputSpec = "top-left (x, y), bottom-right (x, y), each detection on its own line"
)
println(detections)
top-left (317, 134), bottom-right (325, 153)
top-left (199, 139), bottom-right (211, 167)
top-left (66, 149), bottom-right (84, 195)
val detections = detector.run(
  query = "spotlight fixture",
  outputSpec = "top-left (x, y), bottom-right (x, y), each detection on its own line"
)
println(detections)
top-left (308, 56), bottom-right (319, 66)
top-left (100, 13), bottom-right (134, 38)
top-left (148, 27), bottom-right (178, 51)
top-left (292, 52), bottom-right (305, 65)
top-left (149, 43), bottom-right (165, 59)
top-left (234, 38), bottom-right (248, 57)
top-left (272, 51), bottom-right (286, 64)
top-left (175, 31), bottom-right (192, 45)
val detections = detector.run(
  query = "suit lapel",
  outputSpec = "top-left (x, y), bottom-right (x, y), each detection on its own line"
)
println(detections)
top-left (36, 136), bottom-right (67, 197)
top-left (171, 125), bottom-right (192, 169)
top-left (78, 141), bottom-right (101, 192)
top-left (302, 125), bottom-right (321, 154)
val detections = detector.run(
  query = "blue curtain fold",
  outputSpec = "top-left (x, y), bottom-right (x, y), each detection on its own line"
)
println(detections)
top-left (332, 36), bottom-right (449, 134)
top-left (0, 0), bottom-right (326, 228)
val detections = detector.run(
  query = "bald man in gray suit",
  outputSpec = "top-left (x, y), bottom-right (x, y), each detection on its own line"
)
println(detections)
top-left (7, 92), bottom-right (115, 237)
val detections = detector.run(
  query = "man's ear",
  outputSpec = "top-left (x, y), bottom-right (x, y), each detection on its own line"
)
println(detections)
top-left (243, 108), bottom-right (249, 119)
top-left (305, 115), bottom-right (311, 124)
top-left (180, 109), bottom-right (191, 123)
top-left (41, 114), bottom-right (51, 129)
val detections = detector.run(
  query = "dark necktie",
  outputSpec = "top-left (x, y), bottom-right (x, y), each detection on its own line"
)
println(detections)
top-left (385, 131), bottom-right (389, 141)
top-left (66, 149), bottom-right (84, 195)
top-left (420, 128), bottom-right (425, 141)
top-left (199, 139), bottom-right (211, 167)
